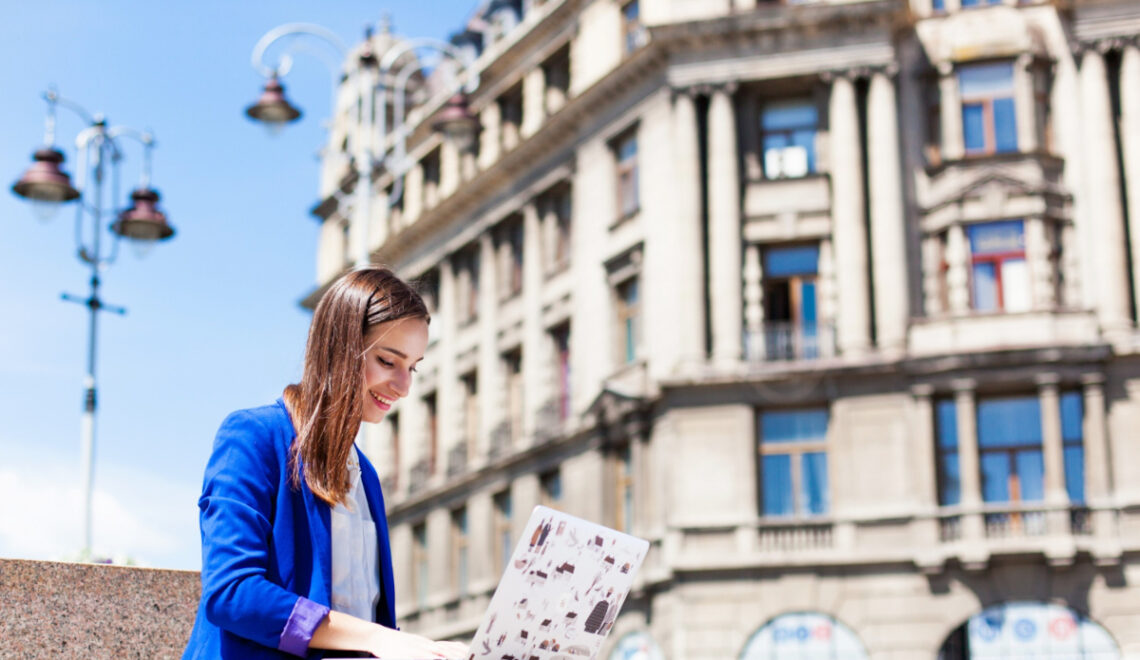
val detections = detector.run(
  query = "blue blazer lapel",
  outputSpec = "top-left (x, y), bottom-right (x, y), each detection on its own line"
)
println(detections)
top-left (300, 461), bottom-right (334, 608)
top-left (357, 446), bottom-right (397, 628)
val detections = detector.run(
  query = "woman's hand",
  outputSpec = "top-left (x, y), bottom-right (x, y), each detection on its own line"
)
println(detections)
top-left (365, 625), bottom-right (468, 659)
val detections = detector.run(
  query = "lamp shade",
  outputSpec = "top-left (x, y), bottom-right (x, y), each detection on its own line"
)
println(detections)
top-left (112, 187), bottom-right (175, 241)
top-left (12, 147), bottom-right (80, 202)
top-left (245, 76), bottom-right (302, 125)
top-left (432, 94), bottom-right (480, 152)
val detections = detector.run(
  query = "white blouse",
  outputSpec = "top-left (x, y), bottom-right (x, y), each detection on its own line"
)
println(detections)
top-left (329, 447), bottom-right (381, 622)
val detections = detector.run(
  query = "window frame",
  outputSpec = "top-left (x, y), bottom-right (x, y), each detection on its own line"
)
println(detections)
top-left (967, 220), bottom-right (1027, 312)
top-left (757, 408), bottom-right (831, 518)
top-left (760, 99), bottom-right (819, 179)
top-left (958, 61), bottom-right (1018, 156)
top-left (492, 489), bottom-right (513, 574)
top-left (450, 506), bottom-right (469, 598)
top-left (613, 127), bottom-right (640, 221)
top-left (614, 276), bottom-right (641, 365)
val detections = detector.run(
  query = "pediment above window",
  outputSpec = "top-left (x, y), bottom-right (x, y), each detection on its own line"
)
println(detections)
top-left (921, 5), bottom-right (1049, 66)
top-left (921, 156), bottom-right (1071, 230)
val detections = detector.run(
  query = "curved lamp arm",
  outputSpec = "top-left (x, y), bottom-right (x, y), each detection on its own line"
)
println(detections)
top-left (250, 22), bottom-right (347, 79)
top-left (106, 126), bottom-right (156, 188)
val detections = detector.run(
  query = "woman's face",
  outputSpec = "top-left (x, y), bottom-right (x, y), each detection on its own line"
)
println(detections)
top-left (361, 316), bottom-right (429, 424)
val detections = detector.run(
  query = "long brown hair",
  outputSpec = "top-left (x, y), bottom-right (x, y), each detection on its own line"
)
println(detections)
top-left (283, 267), bottom-right (429, 506)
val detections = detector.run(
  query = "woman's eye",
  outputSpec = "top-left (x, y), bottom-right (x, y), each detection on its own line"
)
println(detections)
top-left (378, 357), bottom-right (395, 368)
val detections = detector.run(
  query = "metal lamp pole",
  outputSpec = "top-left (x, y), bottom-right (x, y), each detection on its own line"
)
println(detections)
top-left (11, 90), bottom-right (176, 559)
top-left (245, 19), bottom-right (480, 269)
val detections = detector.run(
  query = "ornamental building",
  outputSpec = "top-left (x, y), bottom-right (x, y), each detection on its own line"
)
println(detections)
top-left (304, 0), bottom-right (1140, 657)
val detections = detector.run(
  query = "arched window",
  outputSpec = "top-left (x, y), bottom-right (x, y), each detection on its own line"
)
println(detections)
top-left (740, 612), bottom-right (868, 660)
top-left (938, 602), bottom-right (1119, 659)
top-left (608, 631), bottom-right (663, 660)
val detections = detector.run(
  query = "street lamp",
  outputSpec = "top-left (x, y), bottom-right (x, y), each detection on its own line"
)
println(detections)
top-left (10, 89), bottom-right (176, 561)
top-left (245, 18), bottom-right (480, 268)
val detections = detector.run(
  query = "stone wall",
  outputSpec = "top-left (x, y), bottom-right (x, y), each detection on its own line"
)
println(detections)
top-left (0, 558), bottom-right (199, 659)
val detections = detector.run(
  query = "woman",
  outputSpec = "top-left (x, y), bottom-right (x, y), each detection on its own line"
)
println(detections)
top-left (183, 267), bottom-right (467, 659)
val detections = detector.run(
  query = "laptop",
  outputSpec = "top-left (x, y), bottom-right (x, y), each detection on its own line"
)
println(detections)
top-left (464, 505), bottom-right (650, 660)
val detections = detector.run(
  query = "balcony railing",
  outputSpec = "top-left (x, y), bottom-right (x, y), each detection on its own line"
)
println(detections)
top-left (488, 421), bottom-right (512, 460)
top-left (757, 519), bottom-right (834, 553)
top-left (937, 503), bottom-right (1093, 542)
top-left (534, 398), bottom-right (567, 445)
top-left (745, 322), bottom-right (836, 362)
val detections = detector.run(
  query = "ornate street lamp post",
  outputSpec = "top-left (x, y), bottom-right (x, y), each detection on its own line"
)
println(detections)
top-left (245, 18), bottom-right (480, 268)
top-left (10, 89), bottom-right (176, 560)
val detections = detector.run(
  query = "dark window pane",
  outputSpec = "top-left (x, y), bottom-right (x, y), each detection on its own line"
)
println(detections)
top-left (968, 220), bottom-right (1024, 255)
top-left (981, 453), bottom-right (1011, 502)
top-left (761, 103), bottom-right (818, 131)
top-left (972, 261), bottom-right (999, 311)
top-left (1060, 391), bottom-right (1084, 443)
top-left (977, 397), bottom-right (1042, 448)
top-left (994, 97), bottom-right (1018, 152)
top-left (802, 452), bottom-right (829, 515)
top-left (962, 103), bottom-right (986, 153)
top-left (959, 63), bottom-right (1015, 96)
top-left (1016, 449), bottom-right (1044, 501)
top-left (939, 453), bottom-right (961, 506)
top-left (936, 400), bottom-right (959, 449)
top-left (765, 246), bottom-right (820, 277)
top-left (1064, 446), bottom-right (1085, 504)
top-left (761, 409), bottom-right (828, 444)
top-left (800, 281), bottom-right (817, 325)
top-left (762, 454), bottom-right (794, 516)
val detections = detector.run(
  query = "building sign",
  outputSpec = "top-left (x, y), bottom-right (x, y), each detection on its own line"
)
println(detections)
top-left (966, 602), bottom-right (1119, 658)
top-left (608, 631), bottom-right (663, 660)
top-left (740, 612), bottom-right (868, 660)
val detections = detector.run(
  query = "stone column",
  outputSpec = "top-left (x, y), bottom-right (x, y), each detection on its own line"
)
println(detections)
top-left (521, 67), bottom-right (547, 139)
top-left (817, 238), bottom-right (837, 354)
top-left (938, 64), bottom-right (964, 161)
top-left (946, 224), bottom-right (971, 314)
top-left (1082, 374), bottom-right (1116, 542)
top-left (672, 88), bottom-right (706, 367)
top-left (1080, 47), bottom-right (1132, 334)
top-left (1037, 374), bottom-right (1069, 535)
top-left (922, 236), bottom-right (944, 316)
top-left (437, 258), bottom-right (459, 469)
top-left (707, 84), bottom-right (744, 363)
top-left (743, 243), bottom-right (763, 361)
top-left (476, 233), bottom-right (499, 467)
top-left (911, 385), bottom-right (941, 545)
top-left (953, 380), bottom-right (984, 541)
top-left (829, 73), bottom-right (872, 356)
top-left (1014, 54), bottom-right (1039, 152)
top-left (867, 70), bottom-right (908, 353)
top-left (1025, 218), bottom-right (1057, 310)
top-left (478, 102), bottom-right (501, 171)
top-left (521, 201), bottom-right (545, 442)
top-left (440, 138), bottom-right (461, 198)
top-left (1121, 45), bottom-right (1140, 322)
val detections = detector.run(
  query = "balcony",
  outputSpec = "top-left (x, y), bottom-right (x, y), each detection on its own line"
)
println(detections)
top-left (488, 420), bottom-right (513, 460)
top-left (407, 458), bottom-right (432, 495)
top-left (446, 443), bottom-right (468, 477)
top-left (937, 503), bottom-right (1093, 543)
top-left (745, 322), bottom-right (836, 362)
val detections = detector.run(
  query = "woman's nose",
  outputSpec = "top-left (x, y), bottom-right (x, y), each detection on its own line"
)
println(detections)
top-left (391, 369), bottom-right (411, 397)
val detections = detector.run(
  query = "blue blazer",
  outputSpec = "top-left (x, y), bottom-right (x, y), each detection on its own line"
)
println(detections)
top-left (183, 400), bottom-right (396, 659)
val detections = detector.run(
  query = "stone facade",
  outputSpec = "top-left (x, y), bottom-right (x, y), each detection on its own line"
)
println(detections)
top-left (307, 0), bottom-right (1140, 657)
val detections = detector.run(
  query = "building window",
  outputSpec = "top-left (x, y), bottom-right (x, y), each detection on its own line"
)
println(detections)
top-left (544, 184), bottom-right (572, 275)
top-left (500, 84), bottom-right (523, 152)
top-left (451, 506), bottom-right (469, 597)
top-left (615, 444), bottom-right (634, 533)
top-left (761, 100), bottom-right (818, 178)
top-left (761, 245), bottom-right (820, 360)
top-left (412, 522), bottom-right (428, 608)
top-left (461, 370), bottom-right (479, 462)
top-left (615, 277), bottom-right (641, 364)
top-left (543, 44), bottom-right (571, 114)
top-left (614, 128), bottom-right (639, 220)
top-left (959, 62), bottom-right (1017, 155)
top-left (424, 392), bottom-right (438, 475)
top-left (935, 398), bottom-right (960, 506)
top-left (417, 269), bottom-right (441, 344)
top-left (621, 0), bottom-right (645, 55)
top-left (498, 215), bottom-right (524, 300)
top-left (925, 82), bottom-right (943, 166)
top-left (504, 349), bottom-right (524, 445)
top-left (550, 324), bottom-right (571, 421)
top-left (455, 245), bottom-right (481, 325)
top-left (423, 147), bottom-right (441, 209)
top-left (540, 468), bottom-right (563, 507)
top-left (758, 409), bottom-right (830, 517)
top-left (960, 0), bottom-right (1003, 7)
top-left (977, 397), bottom-right (1044, 534)
top-left (968, 220), bottom-right (1029, 312)
top-left (1061, 391), bottom-right (1085, 504)
top-left (387, 412), bottom-right (400, 491)
top-left (493, 489), bottom-right (513, 573)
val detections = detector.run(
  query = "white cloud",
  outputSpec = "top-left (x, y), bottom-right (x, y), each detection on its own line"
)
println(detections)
top-left (0, 451), bottom-right (201, 569)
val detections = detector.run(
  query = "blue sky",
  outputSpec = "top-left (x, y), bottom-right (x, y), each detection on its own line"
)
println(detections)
top-left (0, 1), bottom-right (481, 570)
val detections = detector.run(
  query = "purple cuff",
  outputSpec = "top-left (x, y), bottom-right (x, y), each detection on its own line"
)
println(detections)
top-left (278, 596), bottom-right (330, 657)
